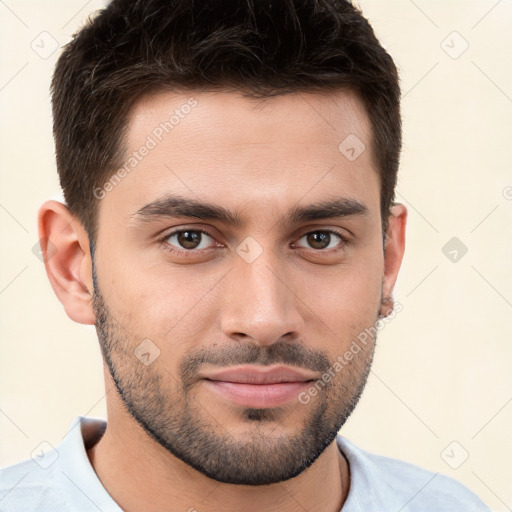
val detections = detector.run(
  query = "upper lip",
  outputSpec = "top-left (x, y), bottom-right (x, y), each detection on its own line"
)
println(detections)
top-left (201, 365), bottom-right (318, 384)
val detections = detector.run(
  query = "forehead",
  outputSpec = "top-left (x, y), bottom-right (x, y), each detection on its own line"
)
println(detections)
top-left (127, 87), bottom-right (373, 153)
top-left (99, 88), bottom-right (380, 229)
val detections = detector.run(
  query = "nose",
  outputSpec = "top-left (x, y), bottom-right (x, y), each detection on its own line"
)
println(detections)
top-left (220, 250), bottom-right (305, 348)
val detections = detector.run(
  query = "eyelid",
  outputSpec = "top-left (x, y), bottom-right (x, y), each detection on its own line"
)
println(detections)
top-left (295, 225), bottom-right (351, 239)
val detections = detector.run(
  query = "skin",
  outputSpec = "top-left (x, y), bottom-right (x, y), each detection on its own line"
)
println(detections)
top-left (38, 89), bottom-right (407, 512)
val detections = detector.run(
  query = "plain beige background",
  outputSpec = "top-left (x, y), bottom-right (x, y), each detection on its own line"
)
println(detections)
top-left (0, 0), bottom-right (511, 509)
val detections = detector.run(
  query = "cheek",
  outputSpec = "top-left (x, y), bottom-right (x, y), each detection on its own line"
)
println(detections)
top-left (298, 250), bottom-right (384, 329)
top-left (101, 259), bottom-right (222, 354)
top-left (99, 228), bottom-right (384, 353)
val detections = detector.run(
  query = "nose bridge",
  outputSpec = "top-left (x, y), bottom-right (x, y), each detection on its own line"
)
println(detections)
top-left (220, 245), bottom-right (304, 346)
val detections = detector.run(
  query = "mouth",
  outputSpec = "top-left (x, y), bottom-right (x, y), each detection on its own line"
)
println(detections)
top-left (200, 365), bottom-right (317, 408)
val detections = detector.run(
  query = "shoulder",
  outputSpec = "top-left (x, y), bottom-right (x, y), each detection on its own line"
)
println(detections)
top-left (0, 416), bottom-right (109, 512)
top-left (0, 453), bottom-right (67, 511)
top-left (337, 436), bottom-right (491, 512)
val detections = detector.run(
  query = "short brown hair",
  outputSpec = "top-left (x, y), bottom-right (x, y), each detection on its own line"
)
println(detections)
top-left (51, 0), bottom-right (401, 241)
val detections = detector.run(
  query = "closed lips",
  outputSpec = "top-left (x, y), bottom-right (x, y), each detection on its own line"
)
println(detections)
top-left (201, 365), bottom-right (318, 384)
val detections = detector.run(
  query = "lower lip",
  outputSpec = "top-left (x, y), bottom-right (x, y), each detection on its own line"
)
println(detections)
top-left (203, 380), bottom-right (311, 408)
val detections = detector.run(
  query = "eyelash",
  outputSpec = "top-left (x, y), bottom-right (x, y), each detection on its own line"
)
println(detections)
top-left (157, 227), bottom-right (350, 257)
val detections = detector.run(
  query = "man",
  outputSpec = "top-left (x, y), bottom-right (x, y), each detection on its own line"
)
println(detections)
top-left (0, 0), bottom-right (490, 510)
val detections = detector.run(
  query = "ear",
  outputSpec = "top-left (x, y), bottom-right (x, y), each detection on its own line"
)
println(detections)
top-left (37, 200), bottom-right (95, 325)
top-left (380, 203), bottom-right (407, 316)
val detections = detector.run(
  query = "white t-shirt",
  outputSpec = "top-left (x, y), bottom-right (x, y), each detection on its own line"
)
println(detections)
top-left (0, 416), bottom-right (490, 512)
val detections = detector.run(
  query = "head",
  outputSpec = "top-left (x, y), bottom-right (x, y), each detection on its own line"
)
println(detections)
top-left (40, 0), bottom-right (407, 485)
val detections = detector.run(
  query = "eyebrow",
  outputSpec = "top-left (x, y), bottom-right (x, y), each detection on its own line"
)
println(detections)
top-left (130, 194), bottom-right (369, 227)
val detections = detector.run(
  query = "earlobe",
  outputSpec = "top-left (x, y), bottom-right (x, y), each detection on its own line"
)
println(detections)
top-left (381, 203), bottom-right (407, 314)
top-left (38, 200), bottom-right (96, 325)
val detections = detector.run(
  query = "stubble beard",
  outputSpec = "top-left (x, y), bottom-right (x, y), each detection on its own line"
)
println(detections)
top-left (92, 280), bottom-right (378, 485)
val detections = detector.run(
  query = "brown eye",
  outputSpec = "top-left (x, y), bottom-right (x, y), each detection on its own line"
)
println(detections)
top-left (295, 230), bottom-right (347, 251)
top-left (164, 229), bottom-right (215, 251)
top-left (306, 232), bottom-right (330, 249)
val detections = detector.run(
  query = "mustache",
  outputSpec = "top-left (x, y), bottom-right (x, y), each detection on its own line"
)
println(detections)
top-left (179, 341), bottom-right (331, 388)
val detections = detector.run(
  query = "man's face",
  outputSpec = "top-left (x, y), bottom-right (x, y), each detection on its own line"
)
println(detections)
top-left (92, 89), bottom-right (387, 485)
